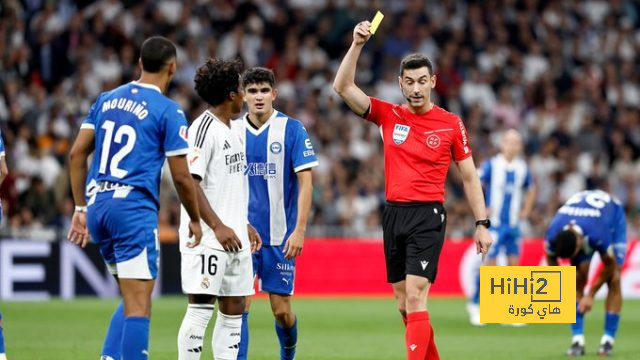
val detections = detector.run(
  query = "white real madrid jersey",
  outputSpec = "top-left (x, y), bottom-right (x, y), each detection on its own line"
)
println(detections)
top-left (179, 110), bottom-right (249, 252)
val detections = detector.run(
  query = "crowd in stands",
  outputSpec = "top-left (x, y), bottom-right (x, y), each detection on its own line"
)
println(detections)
top-left (0, 0), bottom-right (639, 241)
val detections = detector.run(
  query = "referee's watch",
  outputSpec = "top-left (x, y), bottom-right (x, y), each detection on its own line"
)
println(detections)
top-left (475, 219), bottom-right (491, 229)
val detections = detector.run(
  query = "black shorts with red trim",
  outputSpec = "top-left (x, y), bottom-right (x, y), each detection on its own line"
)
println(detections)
top-left (382, 201), bottom-right (446, 284)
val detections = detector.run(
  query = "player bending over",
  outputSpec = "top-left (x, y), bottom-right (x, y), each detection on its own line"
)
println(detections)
top-left (545, 189), bottom-right (626, 357)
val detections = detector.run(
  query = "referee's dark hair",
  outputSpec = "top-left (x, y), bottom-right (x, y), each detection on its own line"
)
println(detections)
top-left (242, 67), bottom-right (276, 88)
top-left (400, 54), bottom-right (434, 77)
top-left (553, 229), bottom-right (578, 258)
top-left (194, 58), bottom-right (243, 106)
top-left (140, 36), bottom-right (177, 73)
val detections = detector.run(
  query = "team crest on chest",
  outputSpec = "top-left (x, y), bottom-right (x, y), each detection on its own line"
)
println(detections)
top-left (393, 124), bottom-right (410, 145)
top-left (270, 141), bottom-right (283, 154)
top-left (426, 134), bottom-right (441, 149)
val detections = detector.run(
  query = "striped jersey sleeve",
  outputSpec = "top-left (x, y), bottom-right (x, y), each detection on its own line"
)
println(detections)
top-left (187, 112), bottom-right (215, 179)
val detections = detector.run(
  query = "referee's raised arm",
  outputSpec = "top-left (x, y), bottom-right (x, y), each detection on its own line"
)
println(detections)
top-left (333, 21), bottom-right (372, 117)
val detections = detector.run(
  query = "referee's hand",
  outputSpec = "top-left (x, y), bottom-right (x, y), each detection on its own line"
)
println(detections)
top-left (353, 21), bottom-right (372, 46)
top-left (475, 226), bottom-right (493, 256)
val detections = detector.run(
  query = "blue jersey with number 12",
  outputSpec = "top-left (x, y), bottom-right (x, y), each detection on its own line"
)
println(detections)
top-left (82, 82), bottom-right (189, 207)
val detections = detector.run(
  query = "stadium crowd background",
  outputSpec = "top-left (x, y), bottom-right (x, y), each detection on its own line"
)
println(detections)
top-left (0, 0), bottom-right (639, 242)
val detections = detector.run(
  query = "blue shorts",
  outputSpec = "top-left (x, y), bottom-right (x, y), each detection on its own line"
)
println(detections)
top-left (487, 226), bottom-right (521, 259)
top-left (253, 244), bottom-right (295, 295)
top-left (87, 189), bottom-right (159, 279)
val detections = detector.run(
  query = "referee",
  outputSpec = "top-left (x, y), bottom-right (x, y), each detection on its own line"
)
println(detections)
top-left (333, 21), bottom-right (493, 360)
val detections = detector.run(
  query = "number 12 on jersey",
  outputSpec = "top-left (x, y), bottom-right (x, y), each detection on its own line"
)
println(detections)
top-left (99, 120), bottom-right (136, 178)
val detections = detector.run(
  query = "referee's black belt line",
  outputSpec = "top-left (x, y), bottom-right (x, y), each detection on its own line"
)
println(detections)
top-left (385, 201), bottom-right (443, 207)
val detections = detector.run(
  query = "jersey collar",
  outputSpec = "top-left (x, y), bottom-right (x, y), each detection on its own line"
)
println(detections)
top-left (131, 81), bottom-right (162, 93)
top-left (244, 109), bottom-right (279, 136)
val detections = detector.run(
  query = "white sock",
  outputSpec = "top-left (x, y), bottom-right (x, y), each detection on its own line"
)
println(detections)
top-left (572, 335), bottom-right (585, 346)
top-left (178, 304), bottom-right (215, 360)
top-left (212, 312), bottom-right (242, 360)
top-left (601, 334), bottom-right (615, 345)
top-left (0, 353), bottom-right (6, 360)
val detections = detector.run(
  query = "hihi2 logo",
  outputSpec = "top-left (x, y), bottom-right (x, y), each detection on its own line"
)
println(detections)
top-left (480, 266), bottom-right (576, 323)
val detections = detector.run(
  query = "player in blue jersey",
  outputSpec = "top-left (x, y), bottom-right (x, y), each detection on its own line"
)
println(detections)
top-left (467, 129), bottom-right (536, 326)
top-left (236, 67), bottom-right (318, 360)
top-left (545, 190), bottom-right (627, 357)
top-left (68, 36), bottom-right (202, 360)
top-left (0, 129), bottom-right (9, 360)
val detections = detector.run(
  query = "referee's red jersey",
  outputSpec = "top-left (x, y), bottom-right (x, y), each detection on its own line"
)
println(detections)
top-left (366, 97), bottom-right (472, 203)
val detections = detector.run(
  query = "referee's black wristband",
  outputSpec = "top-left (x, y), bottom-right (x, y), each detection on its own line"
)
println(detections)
top-left (475, 219), bottom-right (491, 229)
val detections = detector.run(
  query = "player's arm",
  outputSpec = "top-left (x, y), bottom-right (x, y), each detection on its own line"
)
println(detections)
top-left (520, 184), bottom-right (536, 219)
top-left (67, 128), bottom-right (95, 248)
top-left (192, 177), bottom-right (242, 252)
top-left (520, 170), bottom-right (537, 219)
top-left (545, 254), bottom-right (559, 266)
top-left (578, 252), bottom-right (620, 314)
top-left (0, 154), bottom-right (7, 186)
top-left (284, 169), bottom-right (313, 259)
top-left (456, 156), bottom-right (492, 255)
top-left (332, 21), bottom-right (372, 117)
top-left (167, 155), bottom-right (202, 247)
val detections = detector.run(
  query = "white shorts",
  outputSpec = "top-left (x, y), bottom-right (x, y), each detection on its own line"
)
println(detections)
top-left (181, 248), bottom-right (255, 297)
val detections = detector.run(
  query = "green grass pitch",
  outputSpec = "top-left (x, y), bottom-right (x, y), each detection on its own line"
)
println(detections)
top-left (2, 297), bottom-right (639, 359)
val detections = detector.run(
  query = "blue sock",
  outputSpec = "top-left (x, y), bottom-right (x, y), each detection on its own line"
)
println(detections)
top-left (122, 317), bottom-right (150, 360)
top-left (237, 312), bottom-right (250, 360)
top-left (102, 302), bottom-right (125, 359)
top-left (275, 319), bottom-right (297, 360)
top-left (471, 269), bottom-right (481, 305)
top-left (571, 304), bottom-right (585, 337)
top-left (604, 312), bottom-right (620, 339)
top-left (0, 311), bottom-right (5, 354)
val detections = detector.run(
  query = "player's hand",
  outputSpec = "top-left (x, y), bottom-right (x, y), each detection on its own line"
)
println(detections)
top-left (475, 226), bottom-right (493, 257)
top-left (578, 295), bottom-right (594, 314)
top-left (214, 223), bottom-right (242, 252)
top-left (187, 220), bottom-right (203, 248)
top-left (248, 224), bottom-right (262, 253)
top-left (67, 211), bottom-right (89, 248)
top-left (353, 21), bottom-right (372, 46)
top-left (283, 228), bottom-right (305, 260)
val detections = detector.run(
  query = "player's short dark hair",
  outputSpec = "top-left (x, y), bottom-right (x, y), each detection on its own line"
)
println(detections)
top-left (553, 230), bottom-right (578, 258)
top-left (242, 67), bottom-right (275, 88)
top-left (140, 36), bottom-right (177, 73)
top-left (400, 54), bottom-right (434, 77)
top-left (194, 58), bottom-right (243, 106)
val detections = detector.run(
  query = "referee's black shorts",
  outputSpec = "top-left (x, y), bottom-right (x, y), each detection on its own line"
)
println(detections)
top-left (382, 201), bottom-right (446, 284)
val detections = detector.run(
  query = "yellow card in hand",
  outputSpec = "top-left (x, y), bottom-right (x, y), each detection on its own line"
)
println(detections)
top-left (370, 11), bottom-right (384, 34)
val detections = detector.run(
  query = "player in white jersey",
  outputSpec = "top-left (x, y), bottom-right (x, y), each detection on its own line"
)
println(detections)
top-left (177, 58), bottom-right (261, 360)
top-left (237, 68), bottom-right (318, 360)
top-left (467, 129), bottom-right (536, 326)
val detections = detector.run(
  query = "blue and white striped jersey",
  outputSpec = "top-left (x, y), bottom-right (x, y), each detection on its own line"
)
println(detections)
top-left (244, 110), bottom-right (318, 246)
top-left (479, 154), bottom-right (532, 228)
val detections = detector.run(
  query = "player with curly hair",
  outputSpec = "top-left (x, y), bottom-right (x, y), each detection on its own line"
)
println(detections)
top-left (176, 58), bottom-right (262, 360)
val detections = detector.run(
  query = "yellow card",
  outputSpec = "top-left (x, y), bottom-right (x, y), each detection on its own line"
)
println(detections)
top-left (369, 11), bottom-right (384, 34)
